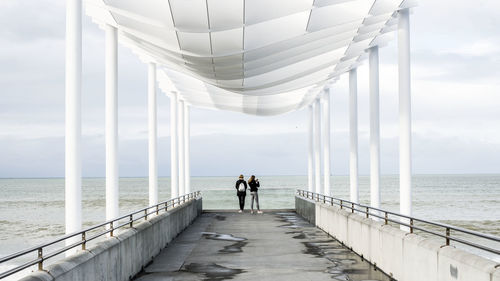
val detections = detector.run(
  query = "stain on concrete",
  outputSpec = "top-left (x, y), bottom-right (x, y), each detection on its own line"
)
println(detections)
top-left (183, 263), bottom-right (244, 281)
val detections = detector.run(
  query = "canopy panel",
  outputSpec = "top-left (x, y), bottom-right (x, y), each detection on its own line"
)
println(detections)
top-left (86, 0), bottom-right (417, 115)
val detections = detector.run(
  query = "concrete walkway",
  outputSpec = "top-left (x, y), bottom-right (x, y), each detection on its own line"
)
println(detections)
top-left (134, 211), bottom-right (394, 281)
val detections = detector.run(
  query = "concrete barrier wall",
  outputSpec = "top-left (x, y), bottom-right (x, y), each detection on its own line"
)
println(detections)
top-left (20, 198), bottom-right (202, 281)
top-left (295, 195), bottom-right (315, 225)
top-left (296, 196), bottom-right (500, 281)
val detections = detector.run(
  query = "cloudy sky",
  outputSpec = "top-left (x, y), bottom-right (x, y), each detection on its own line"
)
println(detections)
top-left (0, 0), bottom-right (499, 178)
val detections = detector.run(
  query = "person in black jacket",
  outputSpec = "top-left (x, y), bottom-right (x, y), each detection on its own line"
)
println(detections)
top-left (235, 174), bottom-right (247, 213)
top-left (248, 175), bottom-right (262, 214)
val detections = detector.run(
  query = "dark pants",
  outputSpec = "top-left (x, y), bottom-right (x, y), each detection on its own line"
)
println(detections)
top-left (237, 193), bottom-right (246, 210)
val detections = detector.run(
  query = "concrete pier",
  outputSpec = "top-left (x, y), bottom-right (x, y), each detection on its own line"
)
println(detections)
top-left (134, 211), bottom-right (392, 281)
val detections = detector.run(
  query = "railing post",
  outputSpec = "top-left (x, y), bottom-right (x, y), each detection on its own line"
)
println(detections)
top-left (331, 198), bottom-right (334, 206)
top-left (384, 212), bottom-right (388, 225)
top-left (129, 215), bottom-right (133, 227)
top-left (81, 232), bottom-right (86, 250)
top-left (109, 222), bottom-right (114, 237)
top-left (351, 203), bottom-right (354, 213)
top-left (145, 209), bottom-right (148, 220)
top-left (340, 200), bottom-right (343, 209)
top-left (323, 196), bottom-right (326, 204)
top-left (410, 218), bottom-right (414, 233)
top-left (37, 248), bottom-right (43, 271)
top-left (446, 227), bottom-right (450, 246)
top-left (156, 205), bottom-right (159, 215)
top-left (165, 202), bottom-right (168, 212)
top-left (366, 207), bottom-right (369, 218)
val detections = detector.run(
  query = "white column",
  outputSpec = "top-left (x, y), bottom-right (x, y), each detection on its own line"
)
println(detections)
top-left (178, 100), bottom-right (185, 196)
top-left (349, 69), bottom-right (359, 203)
top-left (184, 104), bottom-right (191, 194)
top-left (322, 89), bottom-right (331, 196)
top-left (398, 8), bottom-right (412, 221)
top-left (105, 24), bottom-right (119, 222)
top-left (369, 46), bottom-right (381, 210)
top-left (170, 93), bottom-right (179, 199)
top-left (65, 0), bottom-right (82, 251)
top-left (148, 63), bottom-right (158, 206)
top-left (313, 98), bottom-right (322, 194)
top-left (307, 105), bottom-right (314, 192)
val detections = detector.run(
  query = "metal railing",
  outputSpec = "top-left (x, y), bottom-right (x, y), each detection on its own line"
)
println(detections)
top-left (0, 191), bottom-right (201, 280)
top-left (297, 189), bottom-right (500, 256)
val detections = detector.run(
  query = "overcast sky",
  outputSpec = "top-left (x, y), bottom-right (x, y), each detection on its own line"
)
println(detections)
top-left (0, 0), bottom-right (499, 178)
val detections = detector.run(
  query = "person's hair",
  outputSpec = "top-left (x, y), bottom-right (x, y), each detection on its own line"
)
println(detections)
top-left (239, 174), bottom-right (244, 179)
top-left (248, 175), bottom-right (255, 183)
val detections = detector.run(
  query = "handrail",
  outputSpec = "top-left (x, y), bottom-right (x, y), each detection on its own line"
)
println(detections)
top-left (0, 191), bottom-right (202, 280)
top-left (296, 189), bottom-right (500, 256)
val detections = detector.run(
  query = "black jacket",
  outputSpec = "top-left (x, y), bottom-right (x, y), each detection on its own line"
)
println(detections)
top-left (235, 179), bottom-right (247, 195)
top-left (248, 180), bottom-right (260, 192)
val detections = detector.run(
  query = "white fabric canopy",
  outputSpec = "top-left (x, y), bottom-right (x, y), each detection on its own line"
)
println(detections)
top-left (86, 0), bottom-right (416, 115)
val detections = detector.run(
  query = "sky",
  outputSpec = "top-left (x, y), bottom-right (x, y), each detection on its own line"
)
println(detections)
top-left (0, 0), bottom-right (499, 178)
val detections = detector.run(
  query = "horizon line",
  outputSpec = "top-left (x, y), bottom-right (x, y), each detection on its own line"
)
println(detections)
top-left (1, 172), bottom-right (499, 180)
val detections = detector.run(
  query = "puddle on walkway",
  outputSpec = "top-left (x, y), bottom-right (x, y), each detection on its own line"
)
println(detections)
top-left (275, 213), bottom-right (311, 229)
top-left (202, 232), bottom-right (248, 254)
top-left (215, 215), bottom-right (226, 221)
top-left (219, 241), bottom-right (248, 254)
top-left (292, 233), bottom-right (306, 239)
top-left (202, 232), bottom-right (247, 242)
top-left (183, 263), bottom-right (244, 281)
top-left (276, 213), bottom-right (395, 281)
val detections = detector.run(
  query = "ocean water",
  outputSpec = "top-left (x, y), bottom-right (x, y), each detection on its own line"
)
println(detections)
top-left (0, 175), bottom-right (499, 279)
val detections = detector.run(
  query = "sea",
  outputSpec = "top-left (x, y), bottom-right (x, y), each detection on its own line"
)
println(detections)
top-left (0, 175), bottom-right (499, 279)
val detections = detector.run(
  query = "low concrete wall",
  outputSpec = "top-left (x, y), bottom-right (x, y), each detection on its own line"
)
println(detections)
top-left (295, 195), bottom-right (316, 225)
top-left (20, 198), bottom-right (202, 281)
top-left (296, 196), bottom-right (500, 281)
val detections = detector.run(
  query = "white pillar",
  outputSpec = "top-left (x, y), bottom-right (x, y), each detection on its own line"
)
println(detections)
top-left (322, 89), bottom-right (331, 196)
top-left (170, 92), bottom-right (179, 199)
top-left (105, 24), bottom-right (119, 222)
top-left (313, 98), bottom-right (322, 194)
top-left (65, 0), bottom-right (82, 251)
top-left (307, 105), bottom-right (314, 192)
top-left (369, 47), bottom-right (381, 210)
top-left (184, 104), bottom-right (191, 194)
top-left (178, 100), bottom-right (185, 196)
top-left (398, 8), bottom-right (412, 221)
top-left (349, 69), bottom-right (359, 203)
top-left (148, 63), bottom-right (158, 206)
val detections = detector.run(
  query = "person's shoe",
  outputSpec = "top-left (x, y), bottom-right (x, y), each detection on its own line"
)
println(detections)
top-left (251, 210), bottom-right (254, 214)
top-left (238, 210), bottom-right (243, 213)
top-left (257, 210), bottom-right (263, 214)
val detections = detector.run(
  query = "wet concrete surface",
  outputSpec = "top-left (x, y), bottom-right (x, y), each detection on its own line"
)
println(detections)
top-left (134, 211), bottom-right (395, 281)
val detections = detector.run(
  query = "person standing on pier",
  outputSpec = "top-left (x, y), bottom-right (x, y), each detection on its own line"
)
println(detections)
top-left (248, 175), bottom-right (263, 214)
top-left (235, 175), bottom-right (247, 213)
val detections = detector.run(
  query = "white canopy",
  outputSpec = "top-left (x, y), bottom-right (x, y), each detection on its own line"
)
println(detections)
top-left (86, 0), bottom-right (416, 115)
